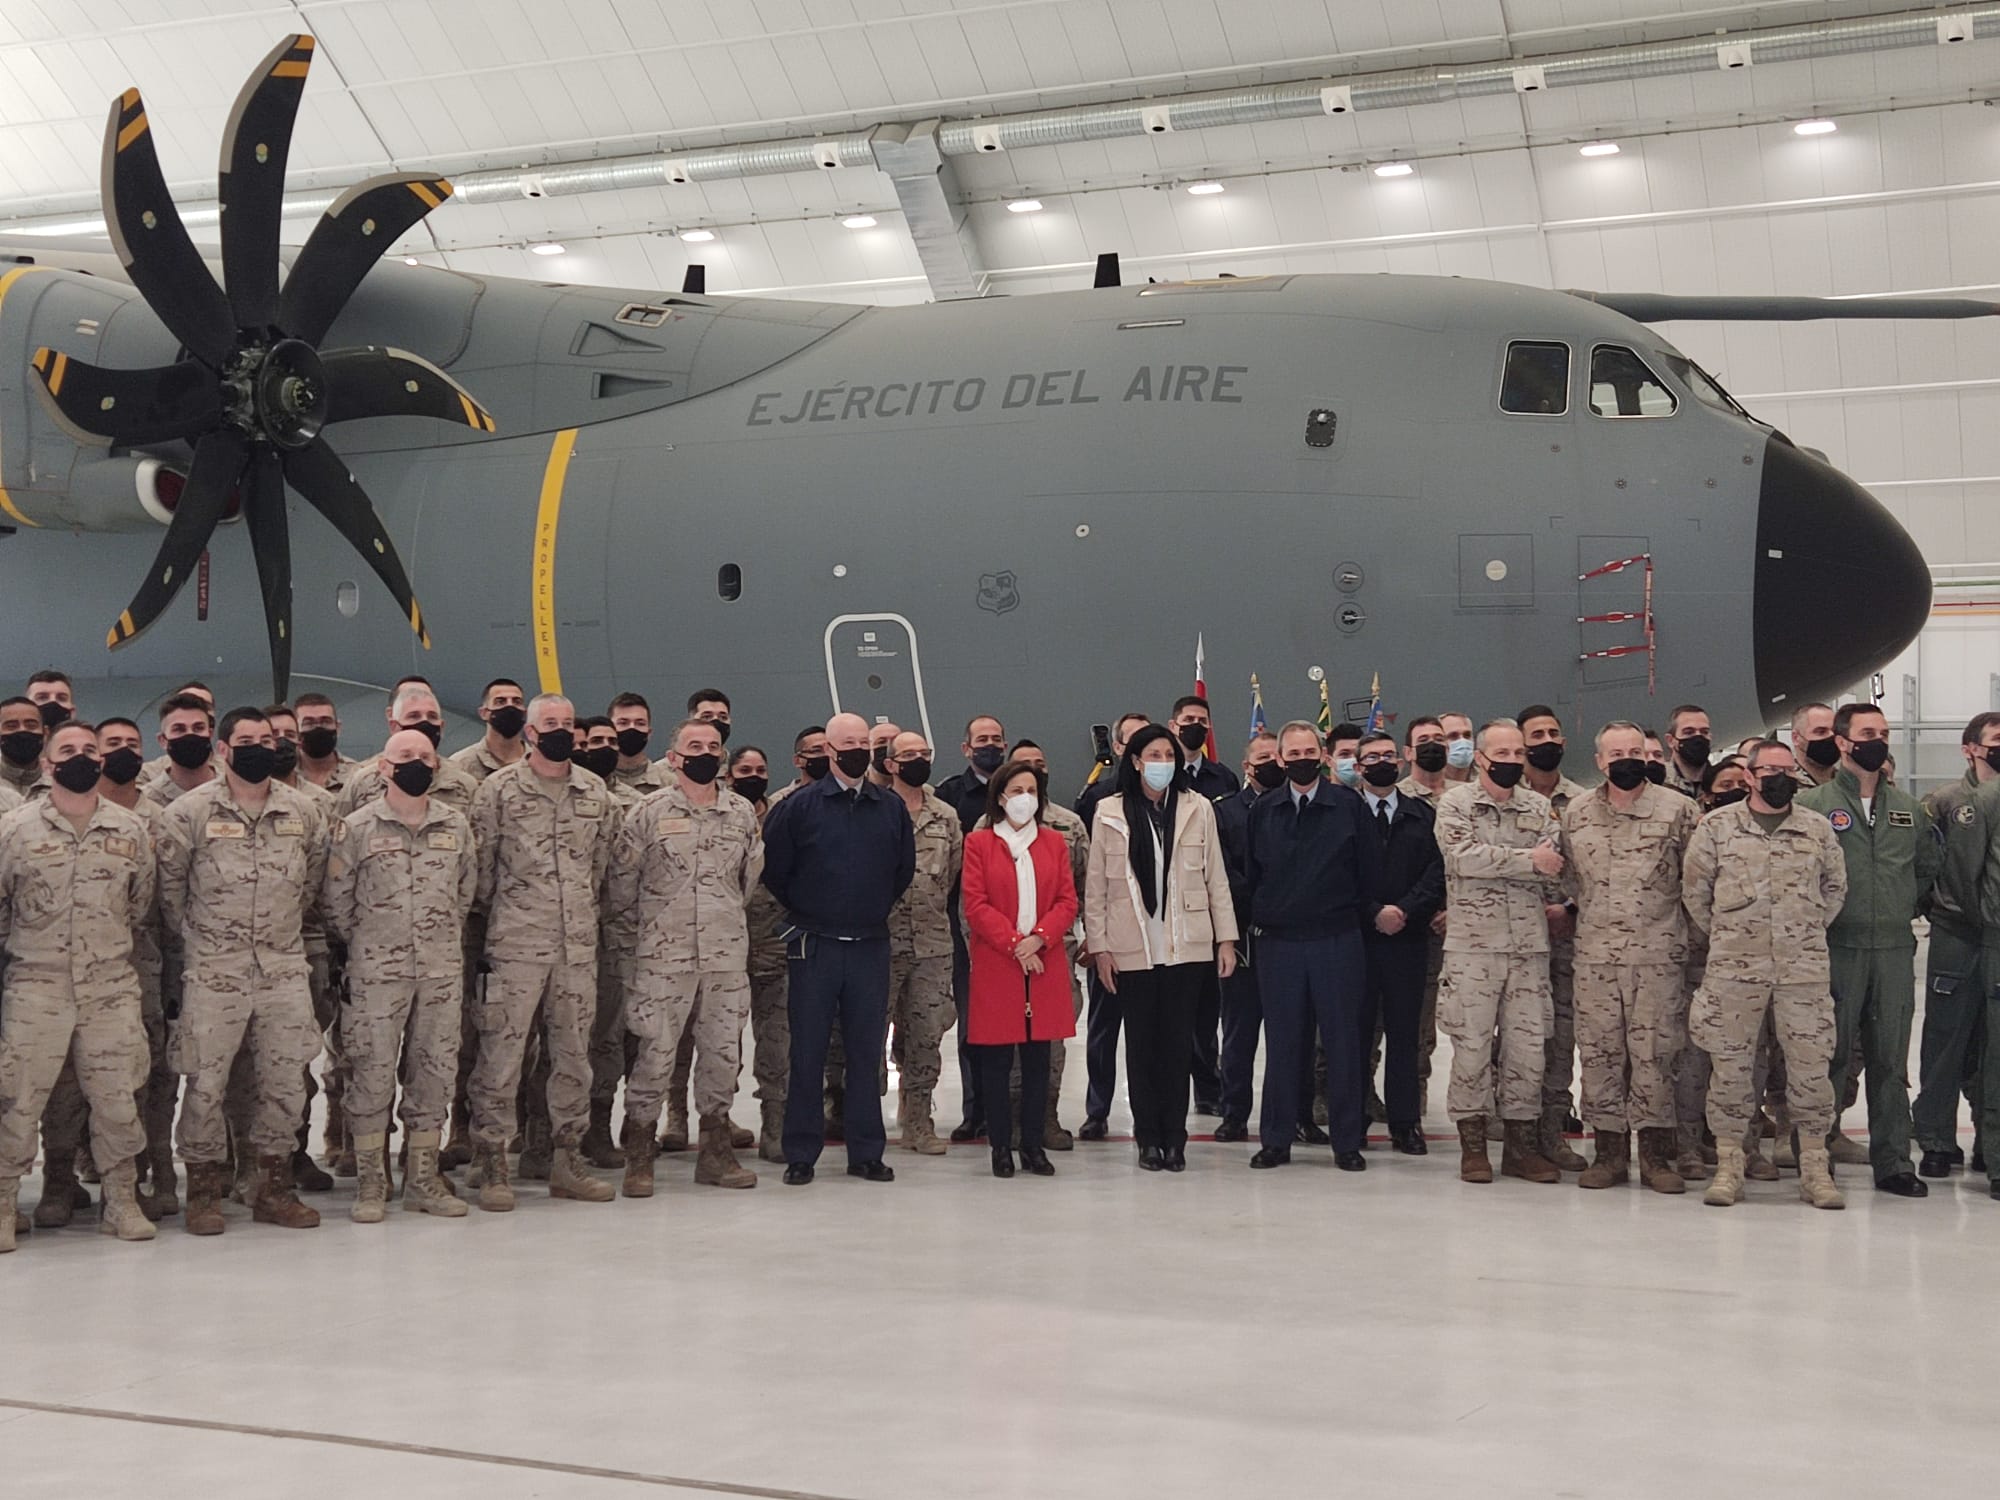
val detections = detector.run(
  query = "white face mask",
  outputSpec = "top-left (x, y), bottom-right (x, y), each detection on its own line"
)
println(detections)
top-left (1004, 792), bottom-right (1038, 827)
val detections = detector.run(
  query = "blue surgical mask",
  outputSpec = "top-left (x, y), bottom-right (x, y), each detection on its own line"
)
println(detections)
top-left (1142, 761), bottom-right (1176, 793)
top-left (1333, 756), bottom-right (1359, 786)
top-left (1446, 739), bottom-right (1476, 770)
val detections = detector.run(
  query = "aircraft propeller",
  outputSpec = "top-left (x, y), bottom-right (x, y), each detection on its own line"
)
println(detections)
top-left (28, 33), bottom-right (495, 700)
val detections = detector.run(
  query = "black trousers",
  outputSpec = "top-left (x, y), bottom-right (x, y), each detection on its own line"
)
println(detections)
top-left (950, 906), bottom-right (981, 1129)
top-left (1084, 970), bottom-right (1122, 1122)
top-left (976, 1041), bottom-right (1050, 1155)
top-left (1362, 934), bottom-right (1429, 1132)
top-left (1189, 967), bottom-right (1223, 1109)
top-left (783, 936), bottom-right (890, 1166)
top-left (1220, 955), bottom-right (1316, 1125)
top-left (1120, 962), bottom-right (1206, 1150)
top-left (1258, 931), bottom-right (1367, 1153)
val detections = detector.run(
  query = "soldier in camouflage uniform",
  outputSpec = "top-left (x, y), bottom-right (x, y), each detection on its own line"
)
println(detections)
top-left (322, 729), bottom-right (478, 1222)
top-left (1518, 706), bottom-right (1591, 1172)
top-left (156, 707), bottom-right (327, 1234)
top-left (0, 722), bottom-right (158, 1251)
top-left (1435, 719), bottom-right (1567, 1186)
top-left (878, 731), bottom-right (962, 1153)
top-left (141, 693), bottom-right (220, 810)
top-left (1395, 714), bottom-right (1463, 1119)
top-left (728, 748), bottom-right (791, 1162)
top-left (604, 718), bottom-right (763, 1194)
top-left (1683, 738), bottom-right (1848, 1209)
top-left (291, 693), bottom-right (361, 795)
top-left (466, 694), bottom-right (616, 1210)
top-left (1560, 721), bottom-right (1700, 1193)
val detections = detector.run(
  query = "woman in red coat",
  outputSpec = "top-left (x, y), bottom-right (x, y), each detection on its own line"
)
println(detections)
top-left (960, 758), bottom-right (1080, 1178)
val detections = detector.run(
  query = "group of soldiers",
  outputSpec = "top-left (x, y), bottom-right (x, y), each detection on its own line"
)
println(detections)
top-left (0, 667), bottom-right (1991, 1251)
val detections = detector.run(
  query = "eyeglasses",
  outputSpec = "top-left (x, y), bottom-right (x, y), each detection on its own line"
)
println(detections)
top-left (1358, 752), bottom-right (1398, 766)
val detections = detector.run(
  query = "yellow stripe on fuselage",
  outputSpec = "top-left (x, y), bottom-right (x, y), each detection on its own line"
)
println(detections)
top-left (533, 429), bottom-right (580, 694)
top-left (0, 265), bottom-right (50, 528)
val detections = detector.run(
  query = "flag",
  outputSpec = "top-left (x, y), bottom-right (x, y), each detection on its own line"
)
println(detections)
top-left (1249, 674), bottom-right (1267, 737)
top-left (1315, 674), bottom-right (1332, 737)
top-left (1364, 671), bottom-right (1382, 735)
top-left (1193, 633), bottom-right (1217, 759)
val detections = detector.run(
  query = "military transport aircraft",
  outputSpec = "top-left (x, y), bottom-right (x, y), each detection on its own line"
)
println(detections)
top-left (0, 35), bottom-right (1943, 777)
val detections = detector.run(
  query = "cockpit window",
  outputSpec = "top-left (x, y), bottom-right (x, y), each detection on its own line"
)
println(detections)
top-left (1500, 341), bottom-right (1570, 415)
top-left (1589, 345), bottom-right (1677, 417)
top-left (1659, 350), bottom-right (1752, 420)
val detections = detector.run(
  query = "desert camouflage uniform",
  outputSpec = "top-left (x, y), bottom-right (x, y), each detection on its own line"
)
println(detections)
top-left (297, 752), bottom-right (362, 797)
top-left (443, 738), bottom-right (519, 1145)
top-left (140, 771), bottom-right (218, 810)
top-left (590, 773), bottom-right (652, 1109)
top-left (0, 756), bottom-right (40, 797)
top-left (745, 840), bottom-right (790, 1115)
top-left (1395, 773), bottom-right (1453, 1103)
top-left (872, 792), bottom-right (962, 1110)
top-left (1535, 775), bottom-right (1591, 1145)
top-left (612, 760), bottom-right (674, 799)
top-left (335, 756), bottom-right (480, 821)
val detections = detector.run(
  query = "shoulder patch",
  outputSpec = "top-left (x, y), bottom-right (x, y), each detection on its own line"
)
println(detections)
top-left (1827, 808), bottom-right (1854, 833)
top-left (1956, 804), bottom-right (1978, 826)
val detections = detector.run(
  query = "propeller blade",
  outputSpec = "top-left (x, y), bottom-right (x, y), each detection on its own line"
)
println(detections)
top-left (102, 87), bottom-right (234, 367)
top-left (29, 348), bottom-right (220, 446)
top-left (682, 264), bottom-right (706, 294)
top-left (106, 427), bottom-right (249, 650)
top-left (219, 34), bottom-right (316, 334)
top-left (1564, 290), bottom-right (2000, 322)
top-left (319, 346), bottom-right (495, 432)
top-left (1093, 252), bottom-right (1122, 289)
top-left (240, 446), bottom-right (294, 699)
top-left (278, 172), bottom-right (454, 345)
top-left (282, 437), bottom-right (430, 648)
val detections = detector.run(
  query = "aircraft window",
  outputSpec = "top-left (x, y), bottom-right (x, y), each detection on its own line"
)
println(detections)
top-left (1499, 341), bottom-right (1570, 415)
top-left (718, 563), bottom-right (742, 602)
top-left (1589, 345), bottom-right (1678, 418)
top-left (1659, 350), bottom-right (1751, 419)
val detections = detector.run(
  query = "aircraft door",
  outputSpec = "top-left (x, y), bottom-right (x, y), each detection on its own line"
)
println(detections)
top-left (824, 613), bottom-right (935, 749)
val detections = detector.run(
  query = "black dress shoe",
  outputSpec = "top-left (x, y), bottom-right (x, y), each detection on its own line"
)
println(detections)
top-left (1213, 1118), bottom-right (1248, 1142)
top-left (1020, 1148), bottom-right (1055, 1177)
top-left (1919, 1150), bottom-right (1956, 1178)
top-left (1990, 1179), bottom-right (2000, 1200)
top-left (1335, 1150), bottom-right (1366, 1172)
top-left (782, 1163), bottom-right (814, 1186)
top-left (1249, 1147), bottom-right (1290, 1169)
top-left (991, 1149), bottom-right (1015, 1179)
top-left (1164, 1145), bottom-right (1185, 1172)
top-left (1875, 1171), bottom-right (1928, 1198)
top-left (1137, 1146), bottom-right (1166, 1172)
top-left (846, 1159), bottom-right (895, 1182)
top-left (1295, 1121), bottom-right (1330, 1146)
top-left (1973, 1149), bottom-right (1988, 1174)
top-left (1390, 1128), bottom-right (1428, 1156)
top-left (1193, 1099), bottom-right (1223, 1118)
top-left (1077, 1117), bottom-right (1109, 1142)
top-left (1946, 1143), bottom-right (1967, 1165)
top-left (948, 1121), bottom-right (983, 1144)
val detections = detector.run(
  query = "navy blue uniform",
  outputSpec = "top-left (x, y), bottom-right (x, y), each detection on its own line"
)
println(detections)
top-left (762, 775), bottom-right (916, 1166)
top-left (1357, 789), bottom-right (1445, 1132)
top-left (1213, 783), bottom-right (1309, 1127)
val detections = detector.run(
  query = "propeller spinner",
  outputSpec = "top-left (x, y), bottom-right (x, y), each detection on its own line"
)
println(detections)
top-left (29, 33), bottom-right (496, 699)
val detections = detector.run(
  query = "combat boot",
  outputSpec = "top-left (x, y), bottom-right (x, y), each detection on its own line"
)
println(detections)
top-left (1457, 1118), bottom-right (1494, 1183)
top-left (1540, 1108), bottom-right (1588, 1172)
top-left (758, 1100), bottom-right (786, 1164)
top-left (581, 1099), bottom-right (622, 1168)
top-left (321, 1086), bottom-right (345, 1165)
top-left (33, 1152), bottom-right (83, 1229)
top-left (97, 1162), bottom-right (156, 1243)
top-left (1577, 1130), bottom-right (1629, 1189)
top-left (228, 1144), bottom-right (259, 1206)
top-left (622, 1118), bottom-right (656, 1198)
top-left (1637, 1128), bottom-right (1686, 1195)
top-left (252, 1154), bottom-right (320, 1228)
top-left (899, 1088), bottom-right (946, 1156)
top-left (141, 1142), bottom-right (179, 1218)
top-left (1797, 1145), bottom-right (1846, 1210)
top-left (1044, 1091), bottom-right (1074, 1152)
top-left (729, 1119), bottom-right (755, 1150)
top-left (183, 1161), bottom-right (226, 1235)
top-left (1828, 1132), bottom-right (1869, 1167)
top-left (1674, 1123), bottom-right (1710, 1182)
top-left (1774, 1131), bottom-right (1797, 1170)
top-left (439, 1100), bottom-right (473, 1170)
top-left (1, 1179), bottom-right (18, 1252)
top-left (518, 1113), bottom-right (553, 1182)
top-left (549, 1142), bottom-right (615, 1202)
top-left (402, 1132), bottom-right (465, 1217)
top-left (350, 1134), bottom-right (389, 1224)
top-left (475, 1145), bottom-right (514, 1212)
top-left (1743, 1131), bottom-right (1780, 1182)
top-left (1500, 1120), bottom-right (1560, 1184)
top-left (292, 1142), bottom-right (335, 1193)
top-left (1704, 1141), bottom-right (1745, 1207)
top-left (694, 1114), bottom-right (756, 1189)
top-left (659, 1096), bottom-right (691, 1154)
top-left (1485, 1114), bottom-right (1504, 1143)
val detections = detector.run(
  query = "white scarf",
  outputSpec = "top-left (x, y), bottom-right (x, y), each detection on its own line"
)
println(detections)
top-left (996, 817), bottom-right (1039, 937)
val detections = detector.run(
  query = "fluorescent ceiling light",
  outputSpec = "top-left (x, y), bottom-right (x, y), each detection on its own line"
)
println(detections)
top-left (1373, 162), bottom-right (1414, 178)
top-left (1006, 198), bottom-right (1043, 214)
top-left (529, 241), bottom-right (565, 256)
top-left (1186, 181), bottom-right (1225, 195)
top-left (1579, 141), bottom-right (1620, 157)
top-left (680, 228), bottom-right (716, 242)
top-left (842, 214), bottom-right (877, 229)
top-left (1794, 118), bottom-right (1837, 135)
top-left (403, 256), bottom-right (420, 265)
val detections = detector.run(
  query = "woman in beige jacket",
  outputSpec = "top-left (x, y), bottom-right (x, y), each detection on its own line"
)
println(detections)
top-left (1084, 724), bottom-right (1238, 1170)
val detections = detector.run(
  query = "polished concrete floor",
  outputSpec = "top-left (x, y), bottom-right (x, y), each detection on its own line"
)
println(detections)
top-left (3, 998), bottom-right (1994, 1499)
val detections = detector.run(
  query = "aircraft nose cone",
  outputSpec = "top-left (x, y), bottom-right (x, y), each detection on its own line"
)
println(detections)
top-left (1753, 436), bottom-right (1931, 710)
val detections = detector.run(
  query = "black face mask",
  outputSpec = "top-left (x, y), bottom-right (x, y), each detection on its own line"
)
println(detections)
top-left (872, 746), bottom-right (892, 775)
top-left (801, 754), bottom-right (830, 782)
top-left (1606, 758), bottom-right (1648, 792)
top-left (1525, 742), bottom-right (1565, 773)
top-left (1485, 761), bottom-right (1525, 790)
top-left (1176, 722), bottom-right (1210, 753)
top-left (101, 747), bottom-right (143, 786)
top-left (299, 726), bottom-right (339, 760)
top-left (52, 755), bottom-right (101, 794)
top-left (896, 758), bottom-right (933, 788)
top-left (36, 700), bottom-right (69, 730)
top-left (1284, 758), bottom-right (1322, 787)
top-left (1710, 789), bottom-right (1748, 809)
top-left (228, 744), bottom-right (276, 785)
top-left (616, 728), bottom-right (650, 759)
top-left (1361, 761), bottom-right (1400, 789)
top-left (270, 740), bottom-right (299, 781)
top-left (1644, 762), bottom-right (1668, 786)
top-left (166, 733), bottom-right (212, 770)
top-left (835, 747), bottom-right (872, 780)
top-left (401, 721), bottom-right (443, 748)
top-left (731, 774), bottom-right (769, 803)
top-left (705, 719), bottom-right (732, 745)
top-left (1848, 739), bottom-right (1890, 774)
top-left (487, 705), bottom-right (527, 740)
top-left (679, 753), bottom-right (721, 786)
top-left (969, 744), bottom-right (1005, 775)
top-left (533, 728), bottom-right (574, 763)
top-left (1676, 734), bottom-right (1712, 767)
top-left (1250, 760), bottom-right (1286, 790)
top-left (1803, 735), bottom-right (1841, 769)
top-left (1757, 774), bottom-right (1797, 808)
top-left (1985, 746), bottom-right (2000, 777)
top-left (1, 730), bottom-right (44, 767)
top-left (1413, 742), bottom-right (1448, 774)
top-left (390, 760), bottom-right (436, 797)
top-left (577, 746), bottom-right (619, 779)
